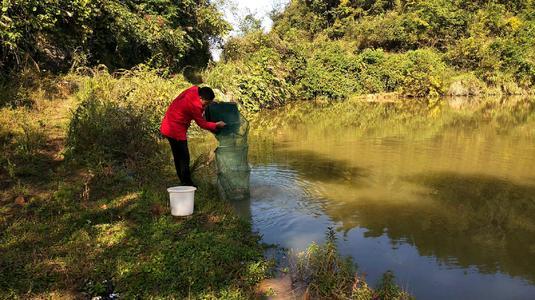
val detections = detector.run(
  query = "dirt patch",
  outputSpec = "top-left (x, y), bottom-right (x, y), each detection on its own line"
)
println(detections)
top-left (257, 274), bottom-right (300, 299)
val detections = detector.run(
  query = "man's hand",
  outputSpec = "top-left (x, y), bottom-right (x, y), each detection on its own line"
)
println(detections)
top-left (216, 121), bottom-right (226, 128)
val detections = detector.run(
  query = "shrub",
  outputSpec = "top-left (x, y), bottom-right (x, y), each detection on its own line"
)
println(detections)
top-left (290, 227), bottom-right (357, 298)
top-left (398, 49), bottom-right (448, 97)
top-left (447, 73), bottom-right (487, 96)
top-left (446, 36), bottom-right (493, 71)
top-left (355, 49), bottom-right (407, 94)
top-left (376, 271), bottom-right (413, 300)
top-left (1, 0), bottom-right (230, 74)
top-left (348, 12), bottom-right (419, 51)
top-left (66, 67), bottom-right (185, 172)
top-left (298, 39), bottom-right (361, 99)
top-left (222, 31), bottom-right (288, 62)
top-left (206, 48), bottom-right (295, 112)
top-left (1, 111), bottom-right (46, 161)
top-left (0, 105), bottom-right (50, 182)
top-left (67, 93), bottom-right (159, 168)
top-left (206, 0), bottom-right (535, 111)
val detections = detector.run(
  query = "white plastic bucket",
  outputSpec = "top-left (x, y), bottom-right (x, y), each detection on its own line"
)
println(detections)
top-left (167, 186), bottom-right (197, 216)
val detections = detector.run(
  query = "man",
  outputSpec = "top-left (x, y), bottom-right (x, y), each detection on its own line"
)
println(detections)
top-left (160, 86), bottom-right (225, 187)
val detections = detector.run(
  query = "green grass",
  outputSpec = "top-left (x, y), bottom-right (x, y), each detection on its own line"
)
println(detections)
top-left (0, 160), bottom-right (270, 299)
top-left (1, 159), bottom-right (271, 299)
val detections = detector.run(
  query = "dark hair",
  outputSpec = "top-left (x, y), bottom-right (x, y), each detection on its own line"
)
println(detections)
top-left (198, 86), bottom-right (215, 101)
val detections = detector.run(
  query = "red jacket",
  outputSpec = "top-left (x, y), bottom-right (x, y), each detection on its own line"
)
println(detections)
top-left (160, 86), bottom-right (217, 141)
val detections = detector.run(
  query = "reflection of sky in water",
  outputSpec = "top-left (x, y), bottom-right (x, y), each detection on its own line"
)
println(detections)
top-left (248, 166), bottom-right (330, 249)
top-left (246, 165), bottom-right (535, 300)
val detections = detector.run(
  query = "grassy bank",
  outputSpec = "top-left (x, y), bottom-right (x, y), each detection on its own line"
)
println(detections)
top-left (0, 74), bottom-right (270, 299)
top-left (203, 0), bottom-right (535, 111)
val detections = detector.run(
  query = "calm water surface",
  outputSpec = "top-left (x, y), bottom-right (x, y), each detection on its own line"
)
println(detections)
top-left (223, 98), bottom-right (535, 299)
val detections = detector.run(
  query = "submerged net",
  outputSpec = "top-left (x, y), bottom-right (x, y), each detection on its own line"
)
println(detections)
top-left (205, 102), bottom-right (250, 201)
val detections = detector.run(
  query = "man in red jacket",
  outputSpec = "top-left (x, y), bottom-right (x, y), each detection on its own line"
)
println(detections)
top-left (160, 86), bottom-right (225, 187)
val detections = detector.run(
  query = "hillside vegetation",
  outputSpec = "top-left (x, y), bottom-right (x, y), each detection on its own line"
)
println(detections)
top-left (206, 0), bottom-right (535, 111)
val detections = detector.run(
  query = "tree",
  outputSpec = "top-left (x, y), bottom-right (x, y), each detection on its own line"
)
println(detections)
top-left (0, 0), bottom-right (231, 74)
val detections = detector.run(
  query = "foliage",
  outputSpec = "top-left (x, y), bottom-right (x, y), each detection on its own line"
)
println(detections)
top-left (236, 13), bottom-right (263, 36)
top-left (206, 44), bottom-right (295, 112)
top-left (65, 67), bottom-right (185, 173)
top-left (208, 0), bottom-right (535, 111)
top-left (291, 227), bottom-right (356, 298)
top-left (298, 39), bottom-right (361, 99)
top-left (0, 108), bottom-right (47, 179)
top-left (0, 77), bottom-right (71, 179)
top-left (398, 49), bottom-right (448, 97)
top-left (0, 0), bottom-right (230, 74)
top-left (376, 271), bottom-right (412, 300)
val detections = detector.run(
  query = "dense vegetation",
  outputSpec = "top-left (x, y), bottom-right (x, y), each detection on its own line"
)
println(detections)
top-left (0, 67), bottom-right (414, 298)
top-left (206, 0), bottom-right (535, 111)
top-left (0, 0), bottom-right (229, 107)
top-left (3, 0), bottom-right (534, 110)
top-left (0, 0), bottom-right (229, 73)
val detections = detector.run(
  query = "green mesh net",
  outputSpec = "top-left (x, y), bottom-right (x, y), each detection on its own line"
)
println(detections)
top-left (205, 102), bottom-right (250, 201)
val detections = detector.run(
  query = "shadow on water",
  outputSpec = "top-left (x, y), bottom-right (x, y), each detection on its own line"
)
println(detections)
top-left (252, 148), bottom-right (370, 185)
top-left (324, 172), bottom-right (535, 283)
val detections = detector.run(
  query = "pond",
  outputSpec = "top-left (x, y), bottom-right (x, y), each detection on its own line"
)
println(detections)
top-left (202, 96), bottom-right (535, 299)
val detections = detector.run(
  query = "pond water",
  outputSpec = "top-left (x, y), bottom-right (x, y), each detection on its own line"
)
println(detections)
top-left (206, 97), bottom-right (535, 299)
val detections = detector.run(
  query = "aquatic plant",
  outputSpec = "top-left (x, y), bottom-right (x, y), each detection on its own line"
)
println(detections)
top-left (290, 227), bottom-right (413, 299)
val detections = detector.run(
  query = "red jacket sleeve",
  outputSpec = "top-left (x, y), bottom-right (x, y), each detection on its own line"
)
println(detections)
top-left (190, 99), bottom-right (217, 132)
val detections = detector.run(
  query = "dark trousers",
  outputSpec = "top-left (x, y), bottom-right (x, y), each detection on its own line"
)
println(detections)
top-left (167, 138), bottom-right (194, 186)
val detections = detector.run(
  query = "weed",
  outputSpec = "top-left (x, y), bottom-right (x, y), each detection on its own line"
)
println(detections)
top-left (289, 227), bottom-right (413, 299)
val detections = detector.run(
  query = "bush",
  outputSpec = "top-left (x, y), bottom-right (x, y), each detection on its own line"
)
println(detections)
top-left (1, 109), bottom-right (47, 156)
top-left (376, 271), bottom-right (412, 300)
top-left (298, 39), bottom-right (361, 99)
top-left (66, 67), bottom-right (185, 172)
top-left (290, 228), bottom-right (358, 298)
top-left (447, 73), bottom-right (487, 96)
top-left (211, 36), bottom-right (451, 109)
top-left (398, 49), bottom-right (448, 97)
top-left (347, 12), bottom-right (420, 51)
top-left (206, 48), bottom-right (295, 112)
top-left (67, 93), bottom-right (159, 168)
top-left (1, 0), bottom-right (230, 74)
top-left (355, 49), bottom-right (406, 94)
top-left (210, 0), bottom-right (535, 109)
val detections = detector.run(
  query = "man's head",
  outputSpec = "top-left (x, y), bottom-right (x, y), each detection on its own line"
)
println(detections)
top-left (198, 86), bottom-right (215, 107)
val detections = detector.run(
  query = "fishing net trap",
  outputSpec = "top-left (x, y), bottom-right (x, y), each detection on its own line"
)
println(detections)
top-left (205, 102), bottom-right (250, 201)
